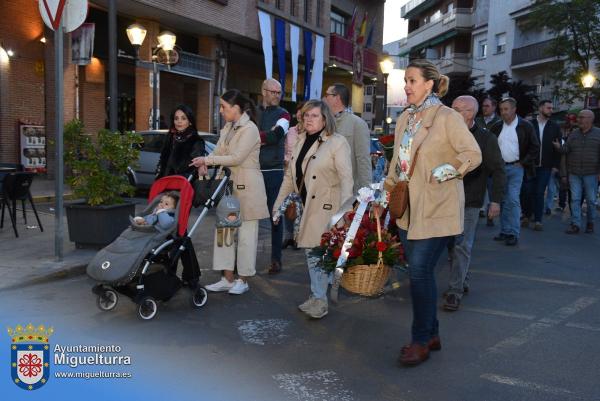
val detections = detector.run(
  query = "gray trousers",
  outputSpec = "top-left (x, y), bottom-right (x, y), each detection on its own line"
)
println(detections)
top-left (448, 207), bottom-right (480, 299)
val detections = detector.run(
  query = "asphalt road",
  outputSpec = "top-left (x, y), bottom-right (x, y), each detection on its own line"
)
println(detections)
top-left (2, 207), bottom-right (600, 401)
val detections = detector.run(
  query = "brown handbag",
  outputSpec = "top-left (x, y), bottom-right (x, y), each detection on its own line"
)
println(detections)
top-left (285, 201), bottom-right (297, 221)
top-left (388, 149), bottom-right (420, 218)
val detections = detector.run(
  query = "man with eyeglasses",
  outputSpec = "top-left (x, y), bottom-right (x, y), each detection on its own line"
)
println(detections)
top-left (323, 83), bottom-right (371, 194)
top-left (554, 109), bottom-right (600, 234)
top-left (258, 78), bottom-right (291, 274)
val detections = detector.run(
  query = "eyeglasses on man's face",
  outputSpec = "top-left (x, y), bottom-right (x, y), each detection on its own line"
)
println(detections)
top-left (263, 88), bottom-right (281, 95)
top-left (324, 92), bottom-right (337, 97)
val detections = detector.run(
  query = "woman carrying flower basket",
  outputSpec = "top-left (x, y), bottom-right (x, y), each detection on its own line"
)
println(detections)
top-left (384, 59), bottom-right (481, 366)
top-left (272, 100), bottom-right (353, 319)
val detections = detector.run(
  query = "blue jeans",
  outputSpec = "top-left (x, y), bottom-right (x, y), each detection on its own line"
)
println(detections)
top-left (305, 249), bottom-right (331, 300)
top-left (399, 230), bottom-right (449, 345)
top-left (545, 171), bottom-right (558, 211)
top-left (501, 164), bottom-right (524, 237)
top-left (568, 174), bottom-right (598, 228)
top-left (448, 207), bottom-right (479, 299)
top-left (263, 170), bottom-right (284, 264)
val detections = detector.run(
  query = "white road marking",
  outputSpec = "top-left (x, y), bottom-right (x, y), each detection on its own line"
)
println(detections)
top-left (273, 370), bottom-right (355, 401)
top-left (487, 297), bottom-right (598, 354)
top-left (462, 306), bottom-right (536, 321)
top-left (470, 269), bottom-right (595, 288)
top-left (237, 318), bottom-right (291, 345)
top-left (480, 373), bottom-right (577, 397)
top-left (565, 322), bottom-right (600, 332)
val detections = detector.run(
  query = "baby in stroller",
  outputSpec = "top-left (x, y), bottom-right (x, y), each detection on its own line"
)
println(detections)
top-left (133, 191), bottom-right (179, 231)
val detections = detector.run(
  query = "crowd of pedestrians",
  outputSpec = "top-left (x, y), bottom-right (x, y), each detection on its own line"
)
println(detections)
top-left (159, 60), bottom-right (598, 368)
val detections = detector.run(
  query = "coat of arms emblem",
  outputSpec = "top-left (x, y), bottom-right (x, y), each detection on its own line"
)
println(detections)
top-left (8, 323), bottom-right (53, 390)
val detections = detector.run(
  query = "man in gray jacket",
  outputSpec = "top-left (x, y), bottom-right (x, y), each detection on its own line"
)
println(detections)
top-left (554, 109), bottom-right (600, 234)
top-left (323, 83), bottom-right (371, 193)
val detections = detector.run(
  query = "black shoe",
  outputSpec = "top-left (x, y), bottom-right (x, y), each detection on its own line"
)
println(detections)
top-left (443, 294), bottom-right (460, 311)
top-left (505, 235), bottom-right (518, 246)
top-left (282, 239), bottom-right (295, 249)
top-left (268, 261), bottom-right (282, 275)
top-left (486, 218), bottom-right (494, 227)
top-left (479, 210), bottom-right (486, 218)
top-left (493, 233), bottom-right (508, 241)
top-left (545, 208), bottom-right (551, 216)
top-left (463, 285), bottom-right (469, 294)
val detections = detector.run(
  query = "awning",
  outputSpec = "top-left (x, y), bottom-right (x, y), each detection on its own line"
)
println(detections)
top-left (411, 31), bottom-right (457, 53)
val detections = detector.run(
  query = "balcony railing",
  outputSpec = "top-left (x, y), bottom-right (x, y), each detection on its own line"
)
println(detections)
top-left (401, 0), bottom-right (433, 18)
top-left (330, 33), bottom-right (353, 65)
top-left (511, 39), bottom-right (555, 67)
top-left (404, 8), bottom-right (473, 52)
top-left (329, 34), bottom-right (379, 75)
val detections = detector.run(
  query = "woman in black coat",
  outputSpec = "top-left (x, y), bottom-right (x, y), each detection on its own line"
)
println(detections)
top-left (156, 104), bottom-right (206, 178)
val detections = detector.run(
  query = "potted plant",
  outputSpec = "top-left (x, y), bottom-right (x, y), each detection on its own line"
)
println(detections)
top-left (63, 119), bottom-right (142, 248)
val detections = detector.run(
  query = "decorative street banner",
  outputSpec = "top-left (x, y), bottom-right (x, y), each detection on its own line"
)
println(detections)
top-left (275, 18), bottom-right (286, 96)
top-left (289, 24), bottom-right (300, 102)
top-left (303, 30), bottom-right (313, 101)
top-left (309, 35), bottom-right (324, 100)
top-left (71, 22), bottom-right (94, 65)
top-left (257, 10), bottom-right (273, 79)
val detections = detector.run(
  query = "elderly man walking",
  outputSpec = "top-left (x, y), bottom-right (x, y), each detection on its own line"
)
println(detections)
top-left (555, 109), bottom-right (600, 234)
top-left (490, 97), bottom-right (539, 246)
top-left (323, 83), bottom-right (371, 193)
top-left (258, 79), bottom-right (291, 274)
top-left (444, 96), bottom-right (506, 311)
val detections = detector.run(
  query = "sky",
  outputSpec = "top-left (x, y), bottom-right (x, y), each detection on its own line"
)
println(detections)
top-left (383, 0), bottom-right (409, 45)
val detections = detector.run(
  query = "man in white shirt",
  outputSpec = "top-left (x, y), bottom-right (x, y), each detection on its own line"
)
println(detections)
top-left (490, 97), bottom-right (539, 246)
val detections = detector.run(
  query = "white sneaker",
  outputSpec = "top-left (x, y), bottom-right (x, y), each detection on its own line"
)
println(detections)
top-left (228, 279), bottom-right (249, 295)
top-left (205, 277), bottom-right (235, 292)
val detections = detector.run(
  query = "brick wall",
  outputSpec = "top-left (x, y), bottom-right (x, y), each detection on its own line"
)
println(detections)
top-left (0, 0), bottom-right (46, 164)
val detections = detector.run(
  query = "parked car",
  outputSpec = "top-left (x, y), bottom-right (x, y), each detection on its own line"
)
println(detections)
top-left (127, 130), bottom-right (218, 190)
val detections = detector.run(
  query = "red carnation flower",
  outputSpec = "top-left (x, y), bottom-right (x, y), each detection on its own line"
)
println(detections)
top-left (376, 241), bottom-right (387, 252)
top-left (378, 134), bottom-right (394, 146)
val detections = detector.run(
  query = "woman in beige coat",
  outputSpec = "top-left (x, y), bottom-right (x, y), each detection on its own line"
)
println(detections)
top-left (273, 100), bottom-right (353, 319)
top-left (190, 89), bottom-right (269, 295)
top-left (384, 59), bottom-right (481, 366)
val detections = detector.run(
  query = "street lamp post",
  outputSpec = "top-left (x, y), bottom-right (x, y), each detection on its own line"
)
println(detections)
top-left (379, 57), bottom-right (394, 135)
top-left (126, 24), bottom-right (177, 130)
top-left (581, 72), bottom-right (596, 109)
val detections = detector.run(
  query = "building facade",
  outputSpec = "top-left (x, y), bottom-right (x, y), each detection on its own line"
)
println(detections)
top-left (0, 0), bottom-right (384, 174)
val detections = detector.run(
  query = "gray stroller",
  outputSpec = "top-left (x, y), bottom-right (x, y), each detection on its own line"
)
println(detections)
top-left (87, 172), bottom-right (231, 320)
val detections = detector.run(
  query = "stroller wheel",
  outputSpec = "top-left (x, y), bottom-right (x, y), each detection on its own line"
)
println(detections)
top-left (96, 289), bottom-right (118, 312)
top-left (138, 296), bottom-right (158, 320)
top-left (191, 287), bottom-right (208, 308)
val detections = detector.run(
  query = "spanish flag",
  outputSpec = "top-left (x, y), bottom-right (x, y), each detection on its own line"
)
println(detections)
top-left (356, 12), bottom-right (368, 45)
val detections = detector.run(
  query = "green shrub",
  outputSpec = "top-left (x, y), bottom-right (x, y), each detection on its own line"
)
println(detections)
top-left (63, 119), bottom-right (143, 206)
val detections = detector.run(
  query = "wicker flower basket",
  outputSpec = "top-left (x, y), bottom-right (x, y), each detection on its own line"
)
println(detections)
top-left (340, 209), bottom-right (390, 296)
top-left (340, 263), bottom-right (391, 296)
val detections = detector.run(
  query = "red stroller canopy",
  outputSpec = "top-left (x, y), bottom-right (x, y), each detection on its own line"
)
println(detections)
top-left (148, 176), bottom-right (194, 236)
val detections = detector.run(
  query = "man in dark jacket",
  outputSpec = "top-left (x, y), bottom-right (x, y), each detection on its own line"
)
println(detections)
top-left (475, 97), bottom-right (502, 130)
top-left (522, 100), bottom-right (562, 230)
top-left (258, 78), bottom-right (291, 274)
top-left (554, 109), bottom-right (600, 234)
top-left (490, 97), bottom-right (540, 246)
top-left (444, 96), bottom-right (506, 311)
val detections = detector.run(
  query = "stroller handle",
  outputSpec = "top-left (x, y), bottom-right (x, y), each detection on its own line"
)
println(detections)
top-left (187, 165), bottom-right (231, 182)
